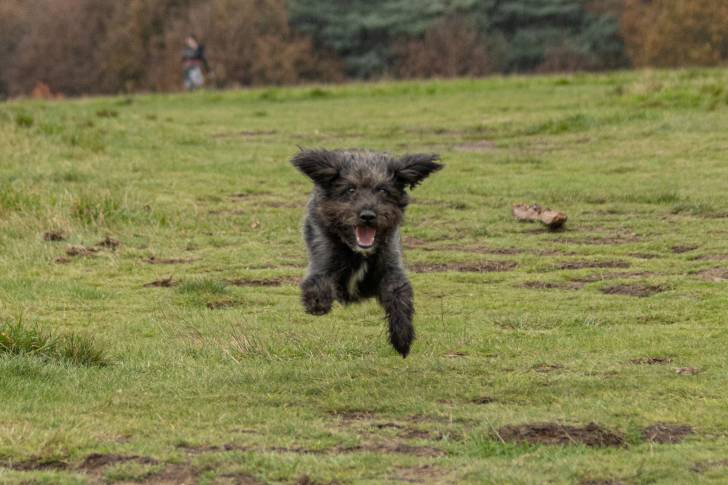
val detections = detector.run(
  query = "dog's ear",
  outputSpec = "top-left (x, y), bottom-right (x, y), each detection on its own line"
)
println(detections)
top-left (290, 149), bottom-right (341, 186)
top-left (392, 153), bottom-right (443, 189)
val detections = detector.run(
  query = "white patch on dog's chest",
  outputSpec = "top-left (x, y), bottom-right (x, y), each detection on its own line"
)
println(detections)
top-left (347, 261), bottom-right (369, 297)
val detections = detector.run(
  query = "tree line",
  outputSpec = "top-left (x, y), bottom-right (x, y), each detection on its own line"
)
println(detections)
top-left (0, 0), bottom-right (726, 98)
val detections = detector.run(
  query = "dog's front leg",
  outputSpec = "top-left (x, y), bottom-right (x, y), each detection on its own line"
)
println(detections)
top-left (379, 274), bottom-right (415, 358)
top-left (300, 274), bottom-right (335, 315)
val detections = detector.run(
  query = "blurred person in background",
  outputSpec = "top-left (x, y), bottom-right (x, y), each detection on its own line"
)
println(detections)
top-left (182, 34), bottom-right (209, 90)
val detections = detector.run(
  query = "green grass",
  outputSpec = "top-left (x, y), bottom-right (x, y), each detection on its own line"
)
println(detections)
top-left (1, 69), bottom-right (728, 483)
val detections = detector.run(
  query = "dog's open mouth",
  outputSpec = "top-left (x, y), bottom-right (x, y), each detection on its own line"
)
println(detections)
top-left (355, 226), bottom-right (376, 248)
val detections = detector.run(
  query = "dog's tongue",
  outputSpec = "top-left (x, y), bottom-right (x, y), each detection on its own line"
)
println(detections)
top-left (355, 226), bottom-right (376, 247)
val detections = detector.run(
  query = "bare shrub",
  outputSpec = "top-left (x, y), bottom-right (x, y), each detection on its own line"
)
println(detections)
top-left (394, 16), bottom-right (491, 79)
top-left (621, 0), bottom-right (728, 68)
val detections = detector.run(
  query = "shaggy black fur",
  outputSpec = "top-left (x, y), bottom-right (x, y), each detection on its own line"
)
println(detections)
top-left (290, 148), bottom-right (443, 357)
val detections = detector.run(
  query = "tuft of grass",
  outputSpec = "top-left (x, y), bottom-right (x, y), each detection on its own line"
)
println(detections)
top-left (95, 109), bottom-right (119, 118)
top-left (15, 112), bottom-right (34, 128)
top-left (177, 279), bottom-right (227, 295)
top-left (0, 320), bottom-right (107, 366)
top-left (524, 114), bottom-right (591, 135)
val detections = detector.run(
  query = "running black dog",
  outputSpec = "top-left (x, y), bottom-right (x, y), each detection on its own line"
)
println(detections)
top-left (291, 149), bottom-right (443, 357)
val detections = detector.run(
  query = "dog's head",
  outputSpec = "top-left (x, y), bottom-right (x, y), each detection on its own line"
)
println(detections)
top-left (291, 149), bottom-right (443, 254)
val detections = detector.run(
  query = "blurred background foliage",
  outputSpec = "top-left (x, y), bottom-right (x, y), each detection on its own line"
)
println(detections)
top-left (0, 0), bottom-right (726, 97)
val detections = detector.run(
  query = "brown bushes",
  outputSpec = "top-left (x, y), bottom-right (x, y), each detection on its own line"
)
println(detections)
top-left (621, 0), bottom-right (728, 68)
top-left (1, 0), bottom-right (340, 97)
top-left (394, 16), bottom-right (491, 79)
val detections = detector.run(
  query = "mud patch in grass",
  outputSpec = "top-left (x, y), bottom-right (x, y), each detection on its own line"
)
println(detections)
top-left (696, 268), bottom-right (728, 282)
top-left (692, 459), bottom-right (728, 474)
top-left (520, 281), bottom-right (583, 290)
top-left (642, 423), bottom-right (693, 444)
top-left (672, 245), bottom-right (698, 254)
top-left (80, 453), bottom-right (158, 470)
top-left (409, 261), bottom-right (517, 273)
top-left (4, 457), bottom-right (69, 471)
top-left (393, 464), bottom-right (447, 484)
top-left (144, 256), bottom-right (196, 265)
top-left (600, 283), bottom-right (666, 297)
top-left (226, 276), bottom-right (299, 287)
top-left (43, 230), bottom-right (66, 242)
top-left (630, 357), bottom-right (672, 365)
top-left (66, 245), bottom-right (100, 257)
top-left (206, 300), bottom-right (240, 310)
top-left (498, 422), bottom-right (624, 448)
top-left (97, 236), bottom-right (120, 250)
top-left (217, 471), bottom-right (265, 484)
top-left (555, 260), bottom-right (630, 270)
top-left (144, 277), bottom-right (175, 288)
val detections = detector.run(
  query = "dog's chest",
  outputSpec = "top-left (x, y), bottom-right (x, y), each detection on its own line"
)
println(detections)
top-left (346, 261), bottom-right (369, 298)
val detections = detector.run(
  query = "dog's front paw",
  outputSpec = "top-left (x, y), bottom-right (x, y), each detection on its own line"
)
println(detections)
top-left (389, 319), bottom-right (414, 358)
top-left (301, 278), bottom-right (333, 315)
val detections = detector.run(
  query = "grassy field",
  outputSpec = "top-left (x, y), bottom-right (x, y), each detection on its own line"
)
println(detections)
top-left (2, 69), bottom-right (728, 484)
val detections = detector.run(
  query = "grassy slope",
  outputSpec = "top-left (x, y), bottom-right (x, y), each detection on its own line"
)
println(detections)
top-left (1, 69), bottom-right (728, 484)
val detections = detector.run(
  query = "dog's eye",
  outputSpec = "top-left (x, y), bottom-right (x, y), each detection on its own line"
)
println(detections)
top-left (376, 187), bottom-right (388, 194)
top-left (347, 187), bottom-right (356, 194)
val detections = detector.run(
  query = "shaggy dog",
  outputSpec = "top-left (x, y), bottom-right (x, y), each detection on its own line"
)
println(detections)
top-left (290, 149), bottom-right (443, 357)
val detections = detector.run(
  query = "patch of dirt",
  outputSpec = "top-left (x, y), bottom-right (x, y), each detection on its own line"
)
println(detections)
top-left (394, 464), bottom-right (447, 484)
top-left (696, 268), bottom-right (728, 282)
top-left (672, 245), bottom-right (698, 254)
top-left (600, 284), bottom-right (666, 297)
top-left (4, 457), bottom-right (68, 471)
top-left (206, 300), bottom-right (239, 310)
top-left (497, 422), bottom-right (624, 448)
top-left (520, 281), bottom-right (583, 290)
top-left (690, 254), bottom-right (728, 261)
top-left (66, 245), bottom-right (100, 257)
top-left (294, 475), bottom-right (334, 485)
top-left (642, 423), bottom-right (693, 444)
top-left (472, 396), bottom-right (496, 405)
top-left (692, 459), bottom-right (728, 474)
top-left (428, 244), bottom-right (523, 255)
top-left (144, 463), bottom-right (198, 484)
top-left (145, 256), bottom-right (196, 265)
top-left (329, 410), bottom-right (378, 423)
top-left (630, 357), bottom-right (672, 365)
top-left (580, 479), bottom-right (626, 485)
top-left (409, 261), bottom-right (517, 273)
top-left (629, 253), bottom-right (660, 259)
top-left (675, 367), bottom-right (700, 375)
top-left (55, 256), bottom-right (72, 264)
top-left (215, 472), bottom-right (264, 484)
top-left (455, 140), bottom-right (496, 152)
top-left (97, 236), bottom-right (120, 250)
top-left (80, 453), bottom-right (158, 470)
top-left (230, 191), bottom-right (271, 199)
top-left (555, 260), bottom-right (630, 270)
top-left (43, 230), bottom-right (66, 242)
top-left (568, 272), bottom-right (653, 283)
top-left (226, 276), bottom-right (299, 287)
top-left (532, 363), bottom-right (563, 373)
top-left (342, 443), bottom-right (446, 457)
top-left (177, 443), bottom-right (250, 455)
top-left (144, 277), bottom-right (175, 288)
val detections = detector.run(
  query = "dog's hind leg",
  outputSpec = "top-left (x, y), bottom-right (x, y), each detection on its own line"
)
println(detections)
top-left (301, 274), bottom-right (335, 315)
top-left (379, 274), bottom-right (415, 358)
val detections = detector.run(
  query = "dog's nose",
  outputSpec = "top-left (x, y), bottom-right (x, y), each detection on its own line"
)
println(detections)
top-left (359, 210), bottom-right (376, 223)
